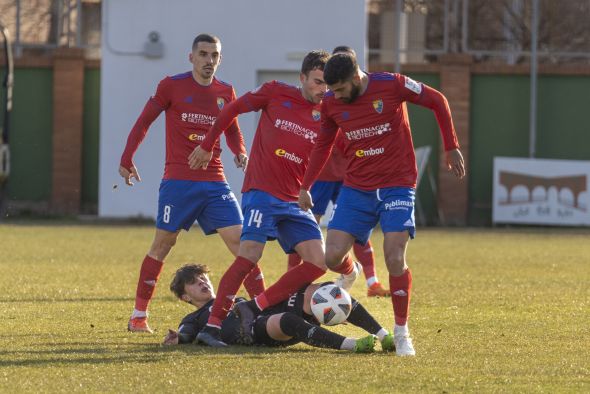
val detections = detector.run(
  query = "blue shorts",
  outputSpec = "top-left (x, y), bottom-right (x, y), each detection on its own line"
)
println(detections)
top-left (241, 190), bottom-right (323, 254)
top-left (328, 186), bottom-right (416, 245)
top-left (156, 179), bottom-right (242, 234)
top-left (310, 181), bottom-right (343, 216)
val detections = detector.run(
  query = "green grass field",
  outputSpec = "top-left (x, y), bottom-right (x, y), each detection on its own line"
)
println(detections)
top-left (1, 223), bottom-right (589, 393)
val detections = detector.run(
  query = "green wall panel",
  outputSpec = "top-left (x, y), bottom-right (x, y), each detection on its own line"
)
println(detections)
top-left (536, 76), bottom-right (590, 161)
top-left (82, 68), bottom-right (100, 208)
top-left (1, 68), bottom-right (53, 201)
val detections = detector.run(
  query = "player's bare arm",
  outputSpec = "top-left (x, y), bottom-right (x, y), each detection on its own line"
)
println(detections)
top-left (119, 165), bottom-right (141, 186)
top-left (298, 188), bottom-right (314, 211)
top-left (188, 146), bottom-right (213, 170)
top-left (162, 329), bottom-right (179, 345)
top-left (234, 153), bottom-right (248, 172)
top-left (446, 148), bottom-right (466, 179)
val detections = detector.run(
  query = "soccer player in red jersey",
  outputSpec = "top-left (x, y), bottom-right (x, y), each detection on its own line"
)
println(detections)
top-left (299, 53), bottom-right (466, 356)
top-left (188, 51), bottom-right (358, 347)
top-left (287, 46), bottom-right (390, 298)
top-left (119, 34), bottom-right (265, 333)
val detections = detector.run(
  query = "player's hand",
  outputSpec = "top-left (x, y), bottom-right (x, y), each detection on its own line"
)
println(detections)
top-left (234, 153), bottom-right (248, 172)
top-left (188, 146), bottom-right (213, 170)
top-left (119, 165), bottom-right (141, 186)
top-left (446, 148), bottom-right (466, 179)
top-left (162, 329), bottom-right (179, 345)
top-left (298, 189), bottom-right (314, 211)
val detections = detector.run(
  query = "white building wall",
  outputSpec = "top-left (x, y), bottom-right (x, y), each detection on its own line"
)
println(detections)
top-left (99, 0), bottom-right (367, 218)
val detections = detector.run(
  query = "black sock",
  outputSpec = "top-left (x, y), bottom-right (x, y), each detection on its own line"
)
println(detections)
top-left (346, 298), bottom-right (384, 335)
top-left (279, 312), bottom-right (345, 350)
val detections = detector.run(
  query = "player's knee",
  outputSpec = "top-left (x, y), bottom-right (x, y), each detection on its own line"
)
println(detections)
top-left (325, 248), bottom-right (347, 269)
top-left (279, 312), bottom-right (306, 338)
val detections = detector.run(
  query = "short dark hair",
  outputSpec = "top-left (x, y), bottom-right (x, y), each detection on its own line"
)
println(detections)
top-left (192, 34), bottom-right (220, 50)
top-left (332, 45), bottom-right (356, 57)
top-left (300, 50), bottom-right (330, 76)
top-left (170, 264), bottom-right (210, 299)
top-left (323, 53), bottom-right (357, 86)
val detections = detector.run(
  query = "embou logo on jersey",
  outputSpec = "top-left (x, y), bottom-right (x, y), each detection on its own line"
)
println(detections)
top-left (312, 110), bottom-right (321, 121)
top-left (355, 147), bottom-right (385, 158)
top-left (217, 97), bottom-right (225, 110)
top-left (342, 111), bottom-right (350, 120)
top-left (373, 99), bottom-right (383, 114)
top-left (183, 96), bottom-right (193, 103)
top-left (275, 148), bottom-right (303, 164)
top-left (188, 133), bottom-right (205, 141)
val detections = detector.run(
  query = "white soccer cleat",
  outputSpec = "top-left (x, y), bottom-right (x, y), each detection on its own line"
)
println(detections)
top-left (393, 333), bottom-right (416, 357)
top-left (335, 261), bottom-right (362, 292)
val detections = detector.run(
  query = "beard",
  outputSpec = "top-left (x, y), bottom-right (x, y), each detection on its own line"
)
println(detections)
top-left (342, 83), bottom-right (361, 104)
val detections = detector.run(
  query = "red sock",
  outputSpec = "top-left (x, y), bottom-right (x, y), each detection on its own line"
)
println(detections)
top-left (389, 269), bottom-right (412, 326)
top-left (353, 241), bottom-right (376, 280)
top-left (287, 253), bottom-right (302, 271)
top-left (255, 261), bottom-right (326, 310)
top-left (134, 255), bottom-right (164, 312)
top-left (207, 256), bottom-right (256, 327)
top-left (331, 253), bottom-right (354, 275)
top-left (243, 265), bottom-right (266, 298)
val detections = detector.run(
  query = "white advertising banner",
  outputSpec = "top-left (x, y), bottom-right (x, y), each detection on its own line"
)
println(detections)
top-left (493, 157), bottom-right (590, 226)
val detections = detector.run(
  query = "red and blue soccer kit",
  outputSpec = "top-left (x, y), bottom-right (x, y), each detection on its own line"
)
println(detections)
top-left (201, 80), bottom-right (323, 252)
top-left (302, 72), bottom-right (460, 243)
top-left (200, 81), bottom-right (328, 328)
top-left (309, 131), bottom-right (347, 216)
top-left (120, 72), bottom-right (246, 233)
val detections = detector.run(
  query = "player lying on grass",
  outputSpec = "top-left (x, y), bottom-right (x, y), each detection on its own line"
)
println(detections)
top-left (162, 264), bottom-right (395, 353)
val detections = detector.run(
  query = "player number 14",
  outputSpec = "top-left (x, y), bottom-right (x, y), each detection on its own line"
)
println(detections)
top-left (248, 209), bottom-right (263, 228)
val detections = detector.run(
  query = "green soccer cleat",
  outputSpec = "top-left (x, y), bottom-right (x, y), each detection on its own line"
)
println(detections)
top-left (381, 333), bottom-right (395, 352)
top-left (353, 334), bottom-right (377, 353)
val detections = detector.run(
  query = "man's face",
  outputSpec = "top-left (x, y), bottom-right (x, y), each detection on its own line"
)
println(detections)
top-left (181, 273), bottom-right (215, 305)
top-left (300, 68), bottom-right (327, 104)
top-left (329, 77), bottom-right (361, 104)
top-left (189, 41), bottom-right (222, 80)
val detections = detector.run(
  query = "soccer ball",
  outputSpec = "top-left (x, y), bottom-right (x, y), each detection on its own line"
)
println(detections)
top-left (310, 284), bottom-right (352, 326)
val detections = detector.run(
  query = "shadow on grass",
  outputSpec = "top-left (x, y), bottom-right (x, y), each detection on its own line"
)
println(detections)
top-left (0, 296), bottom-right (134, 303)
top-left (1, 340), bottom-right (381, 368)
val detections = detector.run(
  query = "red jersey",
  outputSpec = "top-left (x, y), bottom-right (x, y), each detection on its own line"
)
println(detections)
top-left (201, 81), bottom-right (321, 201)
top-left (120, 72), bottom-right (246, 182)
top-left (302, 72), bottom-right (459, 191)
top-left (317, 131), bottom-right (347, 182)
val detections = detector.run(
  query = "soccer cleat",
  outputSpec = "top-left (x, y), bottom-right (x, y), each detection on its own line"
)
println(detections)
top-left (196, 326), bottom-right (228, 347)
top-left (233, 300), bottom-right (256, 345)
top-left (394, 334), bottom-right (416, 356)
top-left (367, 282), bottom-right (391, 297)
top-left (335, 261), bottom-right (363, 292)
top-left (353, 334), bottom-right (377, 353)
top-left (127, 316), bottom-right (153, 334)
top-left (381, 333), bottom-right (395, 352)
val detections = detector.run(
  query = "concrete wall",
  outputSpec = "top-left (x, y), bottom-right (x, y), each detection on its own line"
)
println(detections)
top-left (99, 0), bottom-right (367, 218)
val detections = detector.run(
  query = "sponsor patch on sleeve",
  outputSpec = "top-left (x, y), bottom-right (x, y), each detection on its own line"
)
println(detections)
top-left (404, 77), bottom-right (422, 94)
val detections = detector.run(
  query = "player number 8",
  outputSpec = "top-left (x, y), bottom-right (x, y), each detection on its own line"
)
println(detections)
top-left (163, 205), bottom-right (171, 224)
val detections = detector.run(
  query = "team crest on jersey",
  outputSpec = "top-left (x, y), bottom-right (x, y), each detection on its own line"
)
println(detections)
top-left (373, 99), bottom-right (383, 114)
top-left (217, 97), bottom-right (225, 110)
top-left (312, 109), bottom-right (321, 121)
top-left (342, 111), bottom-right (350, 120)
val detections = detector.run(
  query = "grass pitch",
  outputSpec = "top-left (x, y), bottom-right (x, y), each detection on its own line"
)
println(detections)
top-left (0, 223), bottom-right (589, 393)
